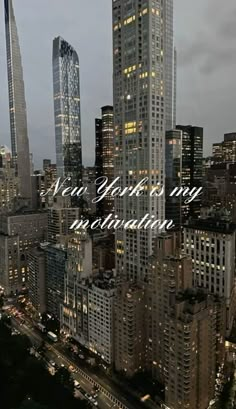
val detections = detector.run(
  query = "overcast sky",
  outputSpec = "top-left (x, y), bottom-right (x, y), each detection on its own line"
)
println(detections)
top-left (0, 0), bottom-right (236, 168)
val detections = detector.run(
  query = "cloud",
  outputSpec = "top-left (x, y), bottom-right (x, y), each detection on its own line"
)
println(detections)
top-left (0, 0), bottom-right (236, 164)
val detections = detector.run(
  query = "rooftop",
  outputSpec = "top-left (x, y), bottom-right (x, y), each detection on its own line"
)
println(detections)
top-left (184, 216), bottom-right (236, 234)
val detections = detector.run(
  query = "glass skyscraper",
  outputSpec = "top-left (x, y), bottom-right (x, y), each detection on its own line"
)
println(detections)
top-left (4, 0), bottom-right (31, 200)
top-left (52, 36), bottom-right (82, 190)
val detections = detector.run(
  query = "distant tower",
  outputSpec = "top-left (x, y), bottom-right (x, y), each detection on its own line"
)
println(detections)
top-left (176, 125), bottom-right (203, 221)
top-left (4, 0), bottom-right (31, 200)
top-left (95, 106), bottom-right (114, 216)
top-left (52, 36), bottom-right (82, 191)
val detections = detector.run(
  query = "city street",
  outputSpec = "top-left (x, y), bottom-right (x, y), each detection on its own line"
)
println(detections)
top-left (10, 315), bottom-right (156, 409)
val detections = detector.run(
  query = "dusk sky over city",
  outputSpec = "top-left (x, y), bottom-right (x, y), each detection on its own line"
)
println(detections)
top-left (0, 0), bottom-right (236, 167)
top-left (1, 2), bottom-right (236, 407)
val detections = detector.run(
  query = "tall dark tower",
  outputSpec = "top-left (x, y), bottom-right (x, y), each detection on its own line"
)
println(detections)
top-left (95, 106), bottom-right (114, 216)
top-left (176, 125), bottom-right (203, 222)
top-left (4, 0), bottom-right (31, 200)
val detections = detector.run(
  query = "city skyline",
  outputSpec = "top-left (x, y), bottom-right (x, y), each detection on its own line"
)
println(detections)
top-left (0, 0), bottom-right (236, 167)
top-left (0, 2), bottom-right (235, 408)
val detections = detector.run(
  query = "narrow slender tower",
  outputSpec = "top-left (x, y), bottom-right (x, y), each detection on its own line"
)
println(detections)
top-left (4, 0), bottom-right (31, 200)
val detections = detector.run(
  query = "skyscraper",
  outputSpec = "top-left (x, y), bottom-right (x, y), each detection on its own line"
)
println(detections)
top-left (4, 0), bottom-right (31, 200)
top-left (46, 244), bottom-right (67, 320)
top-left (95, 119), bottom-right (103, 178)
top-left (148, 233), bottom-right (192, 383)
top-left (114, 282), bottom-right (147, 376)
top-left (113, 0), bottom-right (167, 281)
top-left (28, 247), bottom-right (46, 315)
top-left (212, 132), bottom-right (236, 164)
top-left (95, 118), bottom-right (103, 216)
top-left (183, 213), bottom-right (236, 336)
top-left (165, 129), bottom-right (182, 229)
top-left (164, 0), bottom-right (176, 131)
top-left (101, 106), bottom-right (114, 214)
top-left (53, 36), bottom-right (82, 190)
top-left (176, 125), bottom-right (203, 222)
top-left (165, 291), bottom-right (225, 409)
top-left (95, 106), bottom-right (114, 216)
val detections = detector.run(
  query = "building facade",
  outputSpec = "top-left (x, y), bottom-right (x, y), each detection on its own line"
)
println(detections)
top-left (61, 229), bottom-right (92, 341)
top-left (61, 265), bottom-right (115, 365)
top-left (183, 215), bottom-right (236, 335)
top-left (113, 0), bottom-right (167, 282)
top-left (0, 211), bottom-right (48, 294)
top-left (114, 282), bottom-right (147, 377)
top-left (4, 0), bottom-right (31, 201)
top-left (48, 205), bottom-right (80, 244)
top-left (164, 0), bottom-right (176, 131)
top-left (212, 132), bottom-right (236, 164)
top-left (95, 106), bottom-right (114, 216)
top-left (176, 125), bottom-right (203, 222)
top-left (165, 129), bottom-right (182, 229)
top-left (148, 233), bottom-right (192, 383)
top-left (53, 36), bottom-right (82, 192)
top-left (165, 291), bottom-right (225, 409)
top-left (88, 276), bottom-right (115, 365)
top-left (82, 167), bottom-right (96, 215)
top-left (0, 234), bottom-right (20, 295)
top-left (45, 244), bottom-right (67, 319)
top-left (0, 162), bottom-right (18, 212)
top-left (28, 247), bottom-right (46, 315)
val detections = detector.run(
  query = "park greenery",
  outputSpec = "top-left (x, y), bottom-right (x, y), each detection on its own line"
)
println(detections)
top-left (0, 319), bottom-right (88, 409)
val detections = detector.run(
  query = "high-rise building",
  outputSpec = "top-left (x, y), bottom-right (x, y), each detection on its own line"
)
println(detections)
top-left (148, 233), bottom-right (192, 383)
top-left (0, 146), bottom-right (11, 167)
top-left (165, 129), bottom-right (182, 229)
top-left (0, 234), bottom-right (19, 295)
top-left (0, 161), bottom-right (18, 212)
top-left (164, 0), bottom-right (176, 131)
top-left (82, 167), bottom-right (96, 215)
top-left (53, 36), bottom-right (82, 192)
top-left (114, 282), bottom-right (147, 377)
top-left (95, 106), bottom-right (114, 216)
top-left (28, 247), bottom-right (46, 315)
top-left (4, 0), bottom-right (31, 201)
top-left (203, 162), bottom-right (236, 215)
top-left (212, 143), bottom-right (223, 161)
top-left (45, 244), bottom-right (67, 319)
top-left (176, 125), bottom-right (203, 222)
top-left (95, 118), bottom-right (103, 216)
top-left (212, 132), bottom-right (236, 164)
top-left (87, 275), bottom-right (115, 365)
top-left (0, 210), bottom-right (47, 294)
top-left (183, 213), bottom-right (236, 335)
top-left (95, 119), bottom-right (103, 174)
top-left (165, 290), bottom-right (225, 409)
top-left (101, 106), bottom-right (114, 214)
top-left (31, 171), bottom-right (45, 210)
top-left (43, 160), bottom-right (57, 208)
top-left (113, 0), bottom-right (167, 281)
top-left (61, 260), bottom-right (115, 366)
top-left (93, 232), bottom-right (115, 272)
top-left (48, 204), bottom-right (80, 245)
